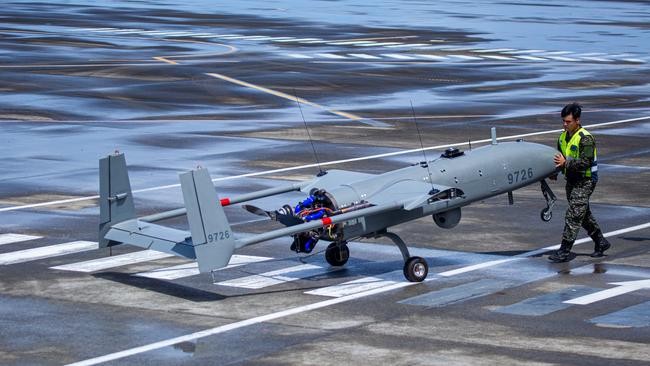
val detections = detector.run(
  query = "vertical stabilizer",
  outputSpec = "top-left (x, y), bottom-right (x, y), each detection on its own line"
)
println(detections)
top-left (99, 153), bottom-right (135, 247)
top-left (180, 168), bottom-right (236, 272)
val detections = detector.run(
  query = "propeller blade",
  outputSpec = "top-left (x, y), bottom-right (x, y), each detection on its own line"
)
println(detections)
top-left (243, 204), bottom-right (271, 217)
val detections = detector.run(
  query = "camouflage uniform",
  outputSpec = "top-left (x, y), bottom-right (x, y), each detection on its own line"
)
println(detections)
top-left (550, 130), bottom-right (610, 262)
top-left (561, 133), bottom-right (600, 243)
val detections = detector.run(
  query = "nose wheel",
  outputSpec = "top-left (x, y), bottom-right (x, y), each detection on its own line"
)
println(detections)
top-left (540, 179), bottom-right (556, 222)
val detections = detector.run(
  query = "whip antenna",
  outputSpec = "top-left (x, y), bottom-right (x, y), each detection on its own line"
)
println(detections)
top-left (411, 101), bottom-right (436, 194)
top-left (294, 90), bottom-right (326, 177)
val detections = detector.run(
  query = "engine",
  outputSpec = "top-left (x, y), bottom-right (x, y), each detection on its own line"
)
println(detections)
top-left (433, 207), bottom-right (461, 229)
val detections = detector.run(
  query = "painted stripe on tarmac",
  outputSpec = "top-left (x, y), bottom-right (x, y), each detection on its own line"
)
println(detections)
top-left (359, 42), bottom-right (402, 47)
top-left (502, 49), bottom-right (546, 54)
top-left (581, 57), bottom-right (612, 62)
top-left (449, 55), bottom-right (483, 60)
top-left (216, 264), bottom-right (341, 289)
top-left (50, 250), bottom-right (173, 273)
top-left (316, 53), bottom-right (347, 59)
top-left (0, 241), bottom-right (97, 265)
top-left (482, 55), bottom-right (515, 60)
top-left (0, 233), bottom-right (42, 246)
top-left (135, 254), bottom-right (271, 280)
top-left (589, 301), bottom-right (650, 328)
top-left (622, 58), bottom-right (646, 63)
top-left (385, 43), bottom-right (430, 48)
top-left (348, 53), bottom-right (381, 59)
top-left (305, 270), bottom-right (404, 297)
top-left (474, 48), bottom-right (516, 53)
top-left (327, 40), bottom-right (377, 45)
top-left (546, 56), bottom-right (579, 62)
top-left (415, 54), bottom-right (448, 60)
top-left (494, 286), bottom-right (599, 316)
top-left (382, 53), bottom-right (415, 60)
top-left (286, 54), bottom-right (313, 59)
top-left (516, 55), bottom-right (547, 61)
top-left (65, 221), bottom-right (650, 366)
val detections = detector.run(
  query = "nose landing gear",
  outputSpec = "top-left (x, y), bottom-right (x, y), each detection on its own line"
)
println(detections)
top-left (540, 179), bottom-right (557, 222)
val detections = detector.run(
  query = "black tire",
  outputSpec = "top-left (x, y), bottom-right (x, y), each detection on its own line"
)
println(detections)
top-left (325, 242), bottom-right (349, 266)
top-left (540, 208), bottom-right (552, 222)
top-left (403, 256), bottom-right (428, 282)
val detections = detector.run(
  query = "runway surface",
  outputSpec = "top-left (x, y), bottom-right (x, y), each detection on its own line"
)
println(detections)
top-left (1, 1), bottom-right (649, 365)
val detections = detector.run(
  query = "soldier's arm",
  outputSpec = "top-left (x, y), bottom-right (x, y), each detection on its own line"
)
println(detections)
top-left (565, 134), bottom-right (595, 174)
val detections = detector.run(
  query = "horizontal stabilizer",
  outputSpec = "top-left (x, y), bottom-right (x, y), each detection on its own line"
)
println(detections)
top-left (104, 219), bottom-right (196, 259)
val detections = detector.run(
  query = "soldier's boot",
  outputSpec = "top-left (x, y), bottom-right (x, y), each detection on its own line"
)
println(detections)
top-left (590, 230), bottom-right (611, 258)
top-left (549, 240), bottom-right (575, 262)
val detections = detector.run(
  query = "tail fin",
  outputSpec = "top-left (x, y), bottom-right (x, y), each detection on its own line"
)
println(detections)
top-left (99, 152), bottom-right (135, 248)
top-left (180, 168), bottom-right (236, 273)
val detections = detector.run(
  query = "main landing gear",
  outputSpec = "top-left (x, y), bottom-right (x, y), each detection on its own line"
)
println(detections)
top-left (540, 179), bottom-right (557, 222)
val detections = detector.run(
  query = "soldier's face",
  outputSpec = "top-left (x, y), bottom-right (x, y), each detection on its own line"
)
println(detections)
top-left (562, 115), bottom-right (580, 134)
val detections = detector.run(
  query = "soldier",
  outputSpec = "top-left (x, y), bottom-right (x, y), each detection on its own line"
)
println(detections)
top-left (549, 103), bottom-right (611, 262)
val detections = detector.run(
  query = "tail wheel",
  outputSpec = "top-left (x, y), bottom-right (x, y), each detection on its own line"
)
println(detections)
top-left (325, 242), bottom-right (349, 266)
top-left (403, 256), bottom-right (428, 282)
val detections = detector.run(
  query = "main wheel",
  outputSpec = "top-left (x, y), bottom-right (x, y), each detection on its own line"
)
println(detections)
top-left (325, 242), bottom-right (349, 266)
top-left (540, 208), bottom-right (552, 222)
top-left (403, 256), bottom-right (428, 282)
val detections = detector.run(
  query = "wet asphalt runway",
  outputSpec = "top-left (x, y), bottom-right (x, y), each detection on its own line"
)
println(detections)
top-left (1, 1), bottom-right (649, 365)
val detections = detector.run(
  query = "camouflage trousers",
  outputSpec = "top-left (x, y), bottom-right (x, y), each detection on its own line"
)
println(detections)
top-left (562, 179), bottom-right (601, 243)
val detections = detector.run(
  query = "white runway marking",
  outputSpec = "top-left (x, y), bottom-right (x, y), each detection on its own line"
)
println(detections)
top-left (474, 48), bottom-right (516, 53)
top-left (415, 54), bottom-right (448, 60)
top-left (66, 221), bottom-right (650, 366)
top-left (622, 58), bottom-right (645, 63)
top-left (216, 263), bottom-right (339, 289)
top-left (0, 233), bottom-right (42, 246)
top-left (382, 53), bottom-right (415, 60)
top-left (279, 38), bottom-right (321, 42)
top-left (449, 55), bottom-right (483, 60)
top-left (348, 53), bottom-right (381, 59)
top-left (135, 254), bottom-right (271, 280)
top-left (92, 28), bottom-right (141, 33)
top-left (306, 270), bottom-right (404, 297)
top-left (316, 53), bottom-right (347, 59)
top-left (4, 116), bottom-right (650, 213)
top-left (546, 56), bottom-right (579, 62)
top-left (77, 28), bottom-right (116, 31)
top-left (50, 250), bottom-right (173, 273)
top-left (287, 54), bottom-right (313, 59)
top-left (385, 43), bottom-right (429, 48)
top-left (270, 37), bottom-right (298, 42)
top-left (516, 55), bottom-right (547, 61)
top-left (0, 241), bottom-right (97, 265)
top-left (482, 55), bottom-right (515, 60)
top-left (502, 49), bottom-right (546, 54)
top-left (581, 56), bottom-right (612, 62)
top-left (358, 42), bottom-right (402, 47)
top-left (327, 40), bottom-right (377, 45)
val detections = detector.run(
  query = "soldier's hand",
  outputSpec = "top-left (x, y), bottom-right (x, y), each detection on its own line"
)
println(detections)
top-left (553, 153), bottom-right (566, 168)
top-left (549, 174), bottom-right (558, 181)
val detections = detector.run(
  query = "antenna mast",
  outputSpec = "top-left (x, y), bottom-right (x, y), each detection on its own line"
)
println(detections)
top-left (410, 102), bottom-right (436, 194)
top-left (294, 91), bottom-right (326, 177)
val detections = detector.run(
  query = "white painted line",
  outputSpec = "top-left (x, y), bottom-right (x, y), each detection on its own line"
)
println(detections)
top-left (216, 264), bottom-right (338, 289)
top-left (316, 53), bottom-right (348, 59)
top-left (65, 221), bottom-right (650, 366)
top-left (280, 38), bottom-right (322, 42)
top-left (564, 280), bottom-right (650, 305)
top-left (580, 57), bottom-right (612, 62)
top-left (92, 28), bottom-right (140, 33)
top-left (516, 55), bottom-right (547, 61)
top-left (381, 53), bottom-right (415, 60)
top-left (270, 37), bottom-right (298, 42)
top-left (440, 46), bottom-right (477, 51)
top-left (327, 40), bottom-right (377, 45)
top-left (135, 254), bottom-right (271, 280)
top-left (415, 54), bottom-right (448, 60)
top-left (5, 116), bottom-right (650, 213)
top-left (216, 35), bottom-right (248, 39)
top-left (348, 53), bottom-right (381, 59)
top-left (142, 31), bottom-right (196, 36)
top-left (77, 28), bottom-right (116, 32)
top-left (286, 54), bottom-right (313, 59)
top-left (385, 43), bottom-right (429, 48)
top-left (474, 48), bottom-right (516, 53)
top-left (299, 40), bottom-right (331, 44)
top-left (105, 29), bottom-right (146, 34)
top-left (358, 42), bottom-right (402, 47)
top-left (50, 250), bottom-right (173, 273)
top-left (191, 34), bottom-right (223, 38)
top-left (482, 55), bottom-right (515, 61)
top-left (0, 241), bottom-right (98, 265)
top-left (546, 56), bottom-right (579, 62)
top-left (0, 233), bottom-right (42, 246)
top-left (502, 49), bottom-right (546, 54)
top-left (306, 270), bottom-right (403, 297)
top-left (449, 55), bottom-right (483, 60)
top-left (541, 51), bottom-right (573, 55)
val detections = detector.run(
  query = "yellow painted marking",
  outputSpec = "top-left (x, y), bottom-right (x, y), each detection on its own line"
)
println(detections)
top-left (153, 56), bottom-right (178, 65)
top-left (206, 72), bottom-right (371, 124)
